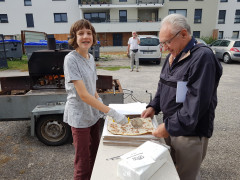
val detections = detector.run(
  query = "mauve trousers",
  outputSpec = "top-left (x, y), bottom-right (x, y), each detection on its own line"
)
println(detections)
top-left (71, 121), bottom-right (100, 180)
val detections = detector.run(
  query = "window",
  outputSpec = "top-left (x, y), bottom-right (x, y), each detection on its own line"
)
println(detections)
top-left (238, 0), bottom-right (240, 2)
top-left (84, 12), bottom-right (107, 23)
top-left (235, 10), bottom-right (240, 23)
top-left (24, 0), bottom-right (32, 6)
top-left (119, 0), bottom-right (127, 2)
top-left (232, 31), bottom-right (239, 39)
top-left (194, 9), bottom-right (202, 23)
top-left (119, 10), bottom-right (127, 22)
top-left (233, 41), bottom-right (240, 47)
top-left (139, 38), bottom-right (160, 46)
top-left (218, 10), bottom-right (226, 24)
top-left (211, 40), bottom-right (222, 46)
top-left (169, 9), bottom-right (187, 17)
top-left (169, 0), bottom-right (188, 1)
top-left (0, 0), bottom-right (5, 1)
top-left (99, 13), bottom-right (106, 21)
top-left (218, 31), bottom-right (224, 39)
top-left (220, 0), bottom-right (228, 2)
top-left (193, 31), bottom-right (200, 38)
top-left (0, 14), bottom-right (8, 23)
top-left (54, 13), bottom-right (67, 23)
top-left (84, 13), bottom-right (91, 19)
top-left (219, 40), bottom-right (230, 47)
top-left (113, 33), bottom-right (122, 46)
top-left (26, 14), bottom-right (34, 27)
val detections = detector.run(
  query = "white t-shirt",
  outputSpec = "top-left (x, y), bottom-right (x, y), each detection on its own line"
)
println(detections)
top-left (63, 50), bottom-right (101, 128)
top-left (128, 37), bottom-right (139, 50)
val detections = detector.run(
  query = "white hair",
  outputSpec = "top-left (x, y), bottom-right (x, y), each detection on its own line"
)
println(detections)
top-left (160, 14), bottom-right (191, 35)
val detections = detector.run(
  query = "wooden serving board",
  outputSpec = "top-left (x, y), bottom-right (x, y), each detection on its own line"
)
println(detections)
top-left (103, 140), bottom-right (151, 147)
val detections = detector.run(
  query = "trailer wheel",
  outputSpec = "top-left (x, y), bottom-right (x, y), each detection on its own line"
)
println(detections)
top-left (36, 115), bottom-right (71, 146)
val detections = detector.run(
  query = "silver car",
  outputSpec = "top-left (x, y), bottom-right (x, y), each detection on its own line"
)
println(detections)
top-left (209, 39), bottom-right (240, 64)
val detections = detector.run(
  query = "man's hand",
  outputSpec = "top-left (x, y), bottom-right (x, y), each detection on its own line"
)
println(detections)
top-left (152, 123), bottom-right (169, 138)
top-left (127, 52), bottom-right (130, 58)
top-left (141, 107), bottom-right (155, 118)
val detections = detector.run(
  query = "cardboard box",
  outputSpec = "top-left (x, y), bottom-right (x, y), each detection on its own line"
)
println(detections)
top-left (117, 141), bottom-right (169, 180)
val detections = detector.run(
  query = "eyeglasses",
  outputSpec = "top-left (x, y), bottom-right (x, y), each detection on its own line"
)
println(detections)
top-left (160, 31), bottom-right (181, 46)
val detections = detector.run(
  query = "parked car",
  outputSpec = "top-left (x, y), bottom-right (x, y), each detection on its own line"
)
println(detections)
top-left (209, 39), bottom-right (240, 64)
top-left (195, 38), bottom-right (207, 45)
top-left (138, 35), bottom-right (162, 65)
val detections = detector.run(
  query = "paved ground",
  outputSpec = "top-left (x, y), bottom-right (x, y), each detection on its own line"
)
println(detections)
top-left (0, 56), bottom-right (240, 180)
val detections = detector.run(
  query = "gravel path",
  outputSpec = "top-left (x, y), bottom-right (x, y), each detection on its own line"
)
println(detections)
top-left (0, 57), bottom-right (239, 180)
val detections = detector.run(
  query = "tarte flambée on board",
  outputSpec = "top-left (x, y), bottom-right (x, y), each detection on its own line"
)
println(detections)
top-left (107, 117), bottom-right (155, 136)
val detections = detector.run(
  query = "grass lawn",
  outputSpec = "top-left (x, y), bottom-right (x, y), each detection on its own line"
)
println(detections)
top-left (97, 66), bottom-right (130, 71)
top-left (0, 55), bottom-right (28, 71)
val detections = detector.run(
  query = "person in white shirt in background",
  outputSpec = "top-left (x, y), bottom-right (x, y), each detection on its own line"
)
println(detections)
top-left (127, 31), bottom-right (140, 72)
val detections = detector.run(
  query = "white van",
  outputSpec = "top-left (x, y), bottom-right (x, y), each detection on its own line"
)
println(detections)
top-left (138, 35), bottom-right (162, 65)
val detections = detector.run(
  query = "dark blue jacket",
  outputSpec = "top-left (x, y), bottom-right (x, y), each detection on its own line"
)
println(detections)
top-left (148, 42), bottom-right (222, 138)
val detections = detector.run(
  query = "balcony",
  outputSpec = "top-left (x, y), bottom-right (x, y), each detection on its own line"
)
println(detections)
top-left (138, 9), bottom-right (158, 22)
top-left (84, 8), bottom-right (160, 23)
top-left (86, 18), bottom-right (161, 23)
top-left (78, 0), bottom-right (164, 6)
top-left (137, 0), bottom-right (164, 4)
top-left (78, 0), bottom-right (112, 5)
top-left (79, 1), bottom-right (163, 32)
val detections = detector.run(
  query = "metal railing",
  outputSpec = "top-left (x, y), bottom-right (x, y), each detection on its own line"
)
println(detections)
top-left (78, 0), bottom-right (164, 5)
top-left (78, 0), bottom-right (112, 4)
top-left (136, 0), bottom-right (164, 4)
top-left (86, 18), bottom-right (161, 23)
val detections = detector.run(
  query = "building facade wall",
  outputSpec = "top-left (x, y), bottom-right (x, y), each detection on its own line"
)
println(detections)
top-left (98, 31), bottom-right (157, 47)
top-left (158, 0), bottom-right (218, 38)
top-left (216, 0), bottom-right (240, 39)
top-left (127, 8), bottom-right (138, 21)
top-left (0, 0), bottom-right (79, 35)
top-left (2, 0), bottom-right (238, 46)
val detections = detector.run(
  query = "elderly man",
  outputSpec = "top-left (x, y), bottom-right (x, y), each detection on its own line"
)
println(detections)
top-left (127, 31), bottom-right (140, 72)
top-left (141, 14), bottom-right (222, 180)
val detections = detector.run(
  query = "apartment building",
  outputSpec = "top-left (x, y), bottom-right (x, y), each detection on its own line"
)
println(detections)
top-left (79, 0), bottom-right (164, 46)
top-left (79, 0), bottom-right (218, 46)
top-left (216, 0), bottom-right (240, 39)
top-left (158, 0), bottom-right (218, 39)
top-left (0, 0), bottom-right (79, 38)
top-left (0, 0), bottom-right (227, 47)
